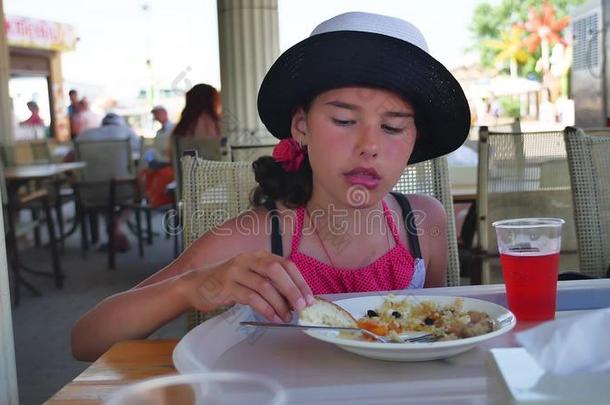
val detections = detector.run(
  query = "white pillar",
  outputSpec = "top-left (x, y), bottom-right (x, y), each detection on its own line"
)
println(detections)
top-left (217, 0), bottom-right (279, 146)
top-left (0, 0), bottom-right (14, 144)
top-left (0, 1), bottom-right (18, 403)
top-left (0, 179), bottom-right (18, 405)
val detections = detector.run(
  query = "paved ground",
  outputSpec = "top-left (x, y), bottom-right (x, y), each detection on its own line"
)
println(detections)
top-left (9, 211), bottom-right (185, 405)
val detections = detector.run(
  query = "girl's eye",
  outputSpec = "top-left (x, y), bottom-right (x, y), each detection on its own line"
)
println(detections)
top-left (332, 118), bottom-right (355, 126)
top-left (382, 124), bottom-right (404, 134)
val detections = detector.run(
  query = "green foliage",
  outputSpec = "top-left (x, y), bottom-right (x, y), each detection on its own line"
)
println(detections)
top-left (469, 0), bottom-right (586, 76)
top-left (498, 96), bottom-right (521, 118)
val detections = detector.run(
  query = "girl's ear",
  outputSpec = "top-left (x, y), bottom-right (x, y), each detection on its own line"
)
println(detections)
top-left (290, 107), bottom-right (308, 143)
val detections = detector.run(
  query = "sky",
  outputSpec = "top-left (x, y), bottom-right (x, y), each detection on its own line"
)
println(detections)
top-left (5, 0), bottom-right (497, 108)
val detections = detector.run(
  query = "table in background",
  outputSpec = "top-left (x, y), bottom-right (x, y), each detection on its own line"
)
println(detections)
top-left (452, 185), bottom-right (477, 204)
top-left (4, 161), bottom-right (86, 181)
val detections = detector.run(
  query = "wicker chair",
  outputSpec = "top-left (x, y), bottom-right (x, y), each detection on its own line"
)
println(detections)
top-left (564, 127), bottom-right (610, 278)
top-left (475, 126), bottom-right (578, 284)
top-left (181, 157), bottom-right (257, 329)
top-left (171, 136), bottom-right (224, 206)
top-left (393, 156), bottom-right (460, 287)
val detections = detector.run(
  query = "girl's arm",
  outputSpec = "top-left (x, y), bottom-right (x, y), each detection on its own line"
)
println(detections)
top-left (70, 271), bottom-right (189, 361)
top-left (71, 209), bottom-right (313, 361)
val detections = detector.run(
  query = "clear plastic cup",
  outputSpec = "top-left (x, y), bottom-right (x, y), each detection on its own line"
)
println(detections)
top-left (105, 372), bottom-right (287, 405)
top-left (492, 218), bottom-right (564, 322)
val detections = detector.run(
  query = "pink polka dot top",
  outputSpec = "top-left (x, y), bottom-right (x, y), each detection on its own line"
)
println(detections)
top-left (287, 200), bottom-right (422, 294)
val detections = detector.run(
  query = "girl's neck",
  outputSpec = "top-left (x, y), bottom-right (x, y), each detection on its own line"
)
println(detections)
top-left (304, 193), bottom-right (387, 239)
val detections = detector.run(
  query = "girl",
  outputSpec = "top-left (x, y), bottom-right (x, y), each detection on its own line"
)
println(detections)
top-left (71, 12), bottom-right (470, 361)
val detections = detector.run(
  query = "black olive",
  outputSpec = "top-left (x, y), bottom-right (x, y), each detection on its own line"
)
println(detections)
top-left (424, 317), bottom-right (434, 325)
top-left (391, 311), bottom-right (402, 319)
top-left (367, 310), bottom-right (378, 317)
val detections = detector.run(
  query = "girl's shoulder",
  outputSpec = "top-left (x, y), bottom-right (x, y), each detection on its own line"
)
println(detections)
top-left (211, 203), bottom-right (298, 250)
top-left (384, 193), bottom-right (446, 221)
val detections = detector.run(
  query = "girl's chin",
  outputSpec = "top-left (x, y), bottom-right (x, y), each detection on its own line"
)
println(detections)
top-left (341, 187), bottom-right (386, 209)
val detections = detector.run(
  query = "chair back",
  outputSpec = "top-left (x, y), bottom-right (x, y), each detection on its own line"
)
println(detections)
top-left (181, 157), bottom-right (255, 249)
top-left (181, 156), bottom-right (256, 329)
top-left (564, 127), bottom-right (610, 278)
top-left (29, 140), bottom-right (53, 163)
top-left (74, 138), bottom-right (134, 204)
top-left (0, 141), bottom-right (51, 166)
top-left (229, 144), bottom-right (276, 162)
top-left (172, 136), bottom-right (223, 204)
top-left (393, 157), bottom-right (460, 287)
top-left (477, 126), bottom-right (578, 281)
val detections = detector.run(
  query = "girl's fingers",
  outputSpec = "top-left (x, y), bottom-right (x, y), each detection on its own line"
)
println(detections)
top-left (277, 257), bottom-right (315, 305)
top-left (228, 284), bottom-right (279, 322)
top-left (236, 270), bottom-right (292, 322)
top-left (250, 257), bottom-right (307, 312)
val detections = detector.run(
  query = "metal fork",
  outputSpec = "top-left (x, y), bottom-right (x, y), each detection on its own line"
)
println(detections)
top-left (239, 321), bottom-right (437, 343)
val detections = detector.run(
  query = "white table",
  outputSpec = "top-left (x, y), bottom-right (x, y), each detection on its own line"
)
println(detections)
top-left (174, 280), bottom-right (610, 404)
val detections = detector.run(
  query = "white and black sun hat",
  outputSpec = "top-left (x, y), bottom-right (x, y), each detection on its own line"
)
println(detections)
top-left (257, 12), bottom-right (471, 164)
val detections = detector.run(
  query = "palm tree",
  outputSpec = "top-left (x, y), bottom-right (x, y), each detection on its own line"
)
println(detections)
top-left (486, 25), bottom-right (529, 78)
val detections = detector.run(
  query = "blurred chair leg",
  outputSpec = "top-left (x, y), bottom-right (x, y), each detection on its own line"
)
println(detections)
top-left (481, 258), bottom-right (491, 285)
top-left (31, 207), bottom-right (42, 247)
top-left (107, 208), bottom-right (116, 269)
top-left (6, 219), bottom-right (21, 306)
top-left (79, 208), bottom-right (89, 255)
top-left (6, 211), bottom-right (41, 305)
top-left (146, 209), bottom-right (153, 245)
top-left (89, 212), bottom-right (99, 245)
top-left (55, 196), bottom-right (65, 251)
top-left (43, 197), bottom-right (63, 288)
top-left (135, 207), bottom-right (144, 258)
top-left (469, 254), bottom-right (482, 285)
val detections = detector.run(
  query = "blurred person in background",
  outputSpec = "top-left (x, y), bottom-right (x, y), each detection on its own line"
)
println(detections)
top-left (79, 113), bottom-right (141, 151)
top-left (145, 105), bottom-right (174, 166)
top-left (20, 101), bottom-right (44, 126)
top-left (68, 89), bottom-right (79, 139)
top-left (172, 83), bottom-right (221, 139)
top-left (141, 83), bottom-right (222, 208)
top-left (72, 98), bottom-right (100, 137)
top-left (76, 112), bottom-right (141, 252)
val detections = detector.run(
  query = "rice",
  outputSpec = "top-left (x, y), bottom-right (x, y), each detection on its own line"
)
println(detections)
top-left (357, 295), bottom-right (495, 341)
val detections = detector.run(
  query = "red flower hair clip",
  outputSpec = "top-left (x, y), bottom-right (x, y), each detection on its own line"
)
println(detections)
top-left (272, 138), bottom-right (306, 172)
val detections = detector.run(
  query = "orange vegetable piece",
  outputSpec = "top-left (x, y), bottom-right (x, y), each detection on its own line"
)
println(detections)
top-left (357, 319), bottom-right (389, 336)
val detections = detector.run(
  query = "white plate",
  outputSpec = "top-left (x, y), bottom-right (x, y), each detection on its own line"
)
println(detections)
top-left (298, 295), bottom-right (515, 362)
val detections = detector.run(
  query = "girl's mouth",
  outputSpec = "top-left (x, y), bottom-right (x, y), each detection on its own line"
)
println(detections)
top-left (344, 167), bottom-right (381, 189)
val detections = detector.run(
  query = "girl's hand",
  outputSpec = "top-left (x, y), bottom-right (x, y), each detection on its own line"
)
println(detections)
top-left (175, 250), bottom-right (314, 322)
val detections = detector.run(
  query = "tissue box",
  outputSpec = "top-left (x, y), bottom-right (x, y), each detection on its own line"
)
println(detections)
top-left (486, 348), bottom-right (610, 404)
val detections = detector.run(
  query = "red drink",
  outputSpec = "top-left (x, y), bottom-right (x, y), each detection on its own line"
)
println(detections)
top-left (500, 252), bottom-right (559, 321)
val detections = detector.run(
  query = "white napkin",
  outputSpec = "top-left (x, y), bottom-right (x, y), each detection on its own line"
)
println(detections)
top-left (515, 308), bottom-right (610, 375)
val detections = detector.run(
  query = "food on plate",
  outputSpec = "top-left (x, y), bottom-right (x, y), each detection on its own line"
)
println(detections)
top-left (299, 295), bottom-right (497, 343)
top-left (298, 297), bottom-right (357, 328)
top-left (357, 295), bottom-right (496, 341)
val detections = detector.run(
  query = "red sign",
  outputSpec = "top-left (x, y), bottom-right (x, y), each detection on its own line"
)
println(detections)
top-left (5, 15), bottom-right (76, 51)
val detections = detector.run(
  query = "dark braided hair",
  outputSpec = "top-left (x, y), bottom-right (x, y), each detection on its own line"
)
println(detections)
top-left (251, 95), bottom-right (317, 208)
top-left (250, 155), bottom-right (312, 208)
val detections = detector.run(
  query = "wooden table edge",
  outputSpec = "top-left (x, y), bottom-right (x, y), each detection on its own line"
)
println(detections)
top-left (45, 339), bottom-right (179, 405)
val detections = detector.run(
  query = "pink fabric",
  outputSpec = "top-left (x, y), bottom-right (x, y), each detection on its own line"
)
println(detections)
top-left (289, 201), bottom-right (416, 294)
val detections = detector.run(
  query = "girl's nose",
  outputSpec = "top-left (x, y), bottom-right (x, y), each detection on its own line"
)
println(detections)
top-left (357, 125), bottom-right (379, 158)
